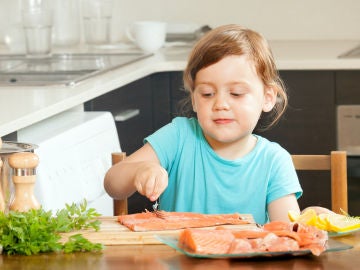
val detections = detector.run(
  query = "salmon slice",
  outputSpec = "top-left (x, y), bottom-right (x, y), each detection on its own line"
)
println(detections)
top-left (229, 230), bottom-right (270, 239)
top-left (257, 233), bottom-right (300, 252)
top-left (177, 221), bottom-right (328, 256)
top-left (178, 229), bottom-right (300, 255)
top-left (263, 220), bottom-right (328, 252)
top-left (295, 223), bottom-right (328, 255)
top-left (221, 230), bottom-right (300, 252)
top-left (179, 229), bottom-right (235, 254)
top-left (295, 223), bottom-right (328, 245)
top-left (299, 243), bottom-right (327, 256)
top-left (221, 228), bottom-right (301, 243)
top-left (118, 211), bottom-right (250, 232)
top-left (263, 220), bottom-right (294, 231)
top-left (228, 238), bottom-right (253, 253)
top-left (273, 230), bottom-right (302, 243)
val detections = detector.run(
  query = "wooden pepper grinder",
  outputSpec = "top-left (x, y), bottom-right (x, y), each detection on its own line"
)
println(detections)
top-left (0, 158), bottom-right (5, 212)
top-left (8, 152), bottom-right (40, 212)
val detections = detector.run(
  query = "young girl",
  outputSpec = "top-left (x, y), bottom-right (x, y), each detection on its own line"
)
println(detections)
top-left (104, 24), bottom-right (302, 224)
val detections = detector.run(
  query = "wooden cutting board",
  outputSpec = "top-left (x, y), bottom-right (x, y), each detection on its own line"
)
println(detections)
top-left (60, 214), bottom-right (256, 245)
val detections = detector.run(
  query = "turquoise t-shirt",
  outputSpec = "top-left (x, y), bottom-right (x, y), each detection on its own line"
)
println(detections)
top-left (145, 117), bottom-right (302, 224)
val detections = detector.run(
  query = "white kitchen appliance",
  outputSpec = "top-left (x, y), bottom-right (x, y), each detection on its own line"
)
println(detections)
top-left (337, 105), bottom-right (360, 155)
top-left (337, 104), bottom-right (360, 215)
top-left (17, 110), bottom-right (120, 215)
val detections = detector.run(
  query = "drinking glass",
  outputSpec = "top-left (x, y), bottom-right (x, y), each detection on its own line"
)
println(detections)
top-left (82, 0), bottom-right (113, 45)
top-left (21, 0), bottom-right (53, 58)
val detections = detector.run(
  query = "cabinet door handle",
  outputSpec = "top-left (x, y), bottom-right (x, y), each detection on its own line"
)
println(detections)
top-left (114, 109), bottom-right (140, 122)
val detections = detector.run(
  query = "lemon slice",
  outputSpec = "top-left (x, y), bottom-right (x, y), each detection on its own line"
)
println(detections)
top-left (297, 208), bottom-right (318, 226)
top-left (316, 213), bottom-right (330, 230)
top-left (289, 209), bottom-right (360, 232)
top-left (288, 210), bottom-right (300, 222)
top-left (326, 214), bottom-right (360, 233)
top-left (288, 208), bottom-right (318, 226)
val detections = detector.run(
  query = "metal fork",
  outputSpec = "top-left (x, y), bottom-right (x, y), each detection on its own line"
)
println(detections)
top-left (152, 200), bottom-right (159, 211)
top-left (152, 200), bottom-right (167, 219)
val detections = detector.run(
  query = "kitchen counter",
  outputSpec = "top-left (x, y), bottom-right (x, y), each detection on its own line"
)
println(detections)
top-left (1, 40), bottom-right (360, 137)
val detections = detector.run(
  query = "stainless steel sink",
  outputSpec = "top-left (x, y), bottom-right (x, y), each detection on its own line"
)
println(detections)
top-left (0, 53), bottom-right (152, 86)
top-left (338, 44), bottom-right (360, 58)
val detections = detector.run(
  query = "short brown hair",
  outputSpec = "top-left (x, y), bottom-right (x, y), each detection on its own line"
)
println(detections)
top-left (182, 24), bottom-right (287, 131)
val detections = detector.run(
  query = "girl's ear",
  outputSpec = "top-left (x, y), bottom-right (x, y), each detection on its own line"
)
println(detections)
top-left (263, 87), bottom-right (277, 112)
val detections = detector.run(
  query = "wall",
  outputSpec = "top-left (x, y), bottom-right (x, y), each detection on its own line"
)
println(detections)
top-left (111, 0), bottom-right (360, 41)
top-left (0, 0), bottom-right (359, 48)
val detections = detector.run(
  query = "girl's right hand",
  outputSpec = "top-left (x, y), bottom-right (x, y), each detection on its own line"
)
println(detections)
top-left (133, 161), bottom-right (168, 202)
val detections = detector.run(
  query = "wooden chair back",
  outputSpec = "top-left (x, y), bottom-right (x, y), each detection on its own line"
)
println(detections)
top-left (112, 152), bottom-right (128, 216)
top-left (291, 151), bottom-right (348, 214)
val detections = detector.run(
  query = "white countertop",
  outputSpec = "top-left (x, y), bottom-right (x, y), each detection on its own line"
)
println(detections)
top-left (1, 40), bottom-right (360, 137)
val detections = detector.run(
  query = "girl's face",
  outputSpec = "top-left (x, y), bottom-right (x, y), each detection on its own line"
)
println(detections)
top-left (192, 55), bottom-right (276, 152)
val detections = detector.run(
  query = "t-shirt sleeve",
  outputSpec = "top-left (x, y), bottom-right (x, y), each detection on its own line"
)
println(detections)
top-left (266, 148), bottom-right (303, 204)
top-left (143, 118), bottom-right (182, 170)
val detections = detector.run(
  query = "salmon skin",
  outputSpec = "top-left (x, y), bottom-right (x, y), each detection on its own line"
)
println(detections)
top-left (117, 211), bottom-right (250, 232)
top-left (179, 221), bottom-right (328, 256)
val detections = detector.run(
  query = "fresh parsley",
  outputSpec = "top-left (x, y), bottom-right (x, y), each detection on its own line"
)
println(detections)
top-left (0, 200), bottom-right (104, 255)
top-left (54, 200), bottom-right (101, 232)
top-left (62, 234), bottom-right (103, 254)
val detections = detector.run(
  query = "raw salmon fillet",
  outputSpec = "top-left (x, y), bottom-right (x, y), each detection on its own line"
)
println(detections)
top-left (178, 221), bottom-right (328, 256)
top-left (179, 229), bottom-right (235, 254)
top-left (117, 211), bottom-right (250, 232)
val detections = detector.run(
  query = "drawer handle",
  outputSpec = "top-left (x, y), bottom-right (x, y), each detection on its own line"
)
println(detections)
top-left (114, 109), bottom-right (140, 122)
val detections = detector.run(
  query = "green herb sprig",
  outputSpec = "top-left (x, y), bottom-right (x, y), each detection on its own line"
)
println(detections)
top-left (62, 234), bottom-right (103, 254)
top-left (0, 199), bottom-right (104, 255)
top-left (55, 200), bottom-right (101, 232)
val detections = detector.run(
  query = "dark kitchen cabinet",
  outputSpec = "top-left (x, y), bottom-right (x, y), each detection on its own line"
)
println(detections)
top-left (85, 77), bottom-right (153, 154)
top-left (336, 70), bottom-right (360, 104)
top-left (169, 71), bottom-right (186, 117)
top-left (260, 71), bottom-right (336, 154)
top-left (152, 73), bottom-right (172, 130)
top-left (85, 73), bottom-right (171, 155)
